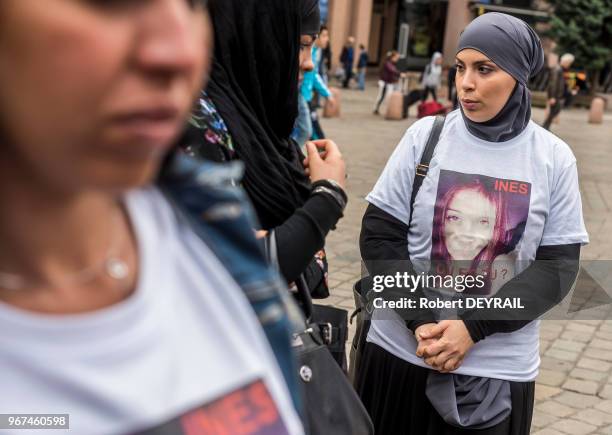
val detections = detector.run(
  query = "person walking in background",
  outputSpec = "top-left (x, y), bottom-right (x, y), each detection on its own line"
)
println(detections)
top-left (543, 53), bottom-right (575, 130)
top-left (421, 51), bottom-right (443, 102)
top-left (340, 36), bottom-right (355, 89)
top-left (293, 31), bottom-right (315, 152)
top-left (308, 25), bottom-right (334, 140)
top-left (293, 93), bottom-right (313, 150)
top-left (318, 26), bottom-right (331, 84)
top-left (373, 50), bottom-right (401, 115)
top-left (294, 40), bottom-right (333, 147)
top-left (293, 23), bottom-right (333, 150)
top-left (322, 32), bottom-right (333, 84)
top-left (357, 44), bottom-right (369, 91)
top-left (447, 63), bottom-right (459, 109)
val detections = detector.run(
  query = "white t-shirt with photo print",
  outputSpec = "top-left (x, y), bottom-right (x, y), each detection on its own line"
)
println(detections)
top-left (366, 110), bottom-right (589, 382)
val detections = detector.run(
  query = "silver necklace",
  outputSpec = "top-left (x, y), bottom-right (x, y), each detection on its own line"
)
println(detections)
top-left (0, 210), bottom-right (130, 291)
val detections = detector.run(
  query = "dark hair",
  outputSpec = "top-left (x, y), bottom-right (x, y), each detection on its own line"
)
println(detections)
top-left (359, 44), bottom-right (365, 50)
top-left (320, 25), bottom-right (328, 33)
top-left (431, 177), bottom-right (511, 294)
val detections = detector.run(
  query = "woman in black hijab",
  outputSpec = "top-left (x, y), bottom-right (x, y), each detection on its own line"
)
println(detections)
top-left (357, 13), bottom-right (587, 434)
top-left (186, 0), bottom-right (347, 289)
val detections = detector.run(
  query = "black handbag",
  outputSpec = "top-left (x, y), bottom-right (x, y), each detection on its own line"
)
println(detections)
top-left (310, 304), bottom-right (348, 372)
top-left (293, 276), bottom-right (374, 435)
top-left (264, 232), bottom-right (374, 435)
top-left (349, 115), bottom-right (447, 385)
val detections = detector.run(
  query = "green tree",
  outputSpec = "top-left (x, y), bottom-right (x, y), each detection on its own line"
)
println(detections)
top-left (547, 0), bottom-right (612, 92)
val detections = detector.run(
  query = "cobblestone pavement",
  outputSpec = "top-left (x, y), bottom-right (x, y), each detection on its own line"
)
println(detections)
top-left (320, 82), bottom-right (612, 434)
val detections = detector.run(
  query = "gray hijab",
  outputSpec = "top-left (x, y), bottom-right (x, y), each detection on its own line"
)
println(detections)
top-left (456, 12), bottom-right (544, 142)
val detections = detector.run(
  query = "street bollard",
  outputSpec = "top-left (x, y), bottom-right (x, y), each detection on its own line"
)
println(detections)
top-left (385, 91), bottom-right (404, 120)
top-left (588, 96), bottom-right (606, 124)
top-left (323, 87), bottom-right (341, 118)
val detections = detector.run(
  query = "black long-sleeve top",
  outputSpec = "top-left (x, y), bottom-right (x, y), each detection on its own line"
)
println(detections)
top-left (181, 121), bottom-right (344, 285)
top-left (360, 203), bottom-right (581, 343)
top-left (276, 193), bottom-right (343, 283)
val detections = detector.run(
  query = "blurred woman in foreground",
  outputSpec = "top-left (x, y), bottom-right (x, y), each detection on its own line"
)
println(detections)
top-left (0, 1), bottom-right (303, 434)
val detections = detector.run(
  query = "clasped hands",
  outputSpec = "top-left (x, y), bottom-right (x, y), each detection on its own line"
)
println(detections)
top-left (414, 320), bottom-right (475, 373)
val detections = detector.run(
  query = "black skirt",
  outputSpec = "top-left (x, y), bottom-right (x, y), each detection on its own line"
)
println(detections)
top-left (355, 343), bottom-right (535, 435)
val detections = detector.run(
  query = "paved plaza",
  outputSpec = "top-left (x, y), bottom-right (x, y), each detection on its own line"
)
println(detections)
top-left (321, 82), bottom-right (612, 434)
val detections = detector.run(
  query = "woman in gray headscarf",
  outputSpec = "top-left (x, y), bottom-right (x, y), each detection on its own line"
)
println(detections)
top-left (356, 12), bottom-right (587, 435)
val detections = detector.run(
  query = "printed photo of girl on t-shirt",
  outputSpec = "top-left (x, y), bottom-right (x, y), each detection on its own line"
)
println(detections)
top-left (431, 170), bottom-right (532, 295)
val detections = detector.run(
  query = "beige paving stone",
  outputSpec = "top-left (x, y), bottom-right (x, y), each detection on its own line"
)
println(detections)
top-left (541, 322), bottom-right (565, 333)
top-left (328, 278), bottom-right (344, 288)
top-left (553, 339), bottom-right (587, 353)
top-left (536, 401), bottom-right (577, 418)
top-left (539, 339), bottom-right (552, 354)
top-left (600, 385), bottom-right (612, 400)
top-left (333, 270), bottom-right (359, 283)
top-left (535, 384), bottom-right (563, 401)
top-left (538, 369), bottom-right (569, 387)
top-left (322, 295), bottom-right (346, 307)
top-left (336, 298), bottom-right (356, 310)
top-left (563, 330), bottom-right (596, 343)
top-left (578, 358), bottom-right (612, 373)
top-left (533, 430), bottom-right (561, 435)
top-left (595, 331), bottom-right (612, 342)
top-left (332, 287), bottom-right (354, 298)
top-left (541, 328), bottom-right (562, 341)
top-left (577, 320), bottom-right (605, 325)
top-left (551, 418), bottom-right (597, 434)
top-left (563, 378), bottom-right (600, 395)
top-left (574, 409), bottom-right (612, 426)
top-left (555, 391), bottom-right (603, 410)
top-left (567, 323), bottom-right (598, 334)
top-left (598, 322), bottom-right (612, 334)
top-left (592, 339), bottom-right (612, 351)
top-left (596, 401), bottom-right (612, 415)
top-left (570, 368), bottom-right (610, 382)
top-left (545, 348), bottom-right (581, 362)
top-left (585, 348), bottom-right (612, 363)
top-left (531, 411), bottom-right (559, 429)
top-left (540, 356), bottom-right (574, 372)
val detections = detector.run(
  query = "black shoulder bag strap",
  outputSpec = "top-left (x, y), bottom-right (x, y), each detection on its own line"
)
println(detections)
top-left (409, 115), bottom-right (446, 226)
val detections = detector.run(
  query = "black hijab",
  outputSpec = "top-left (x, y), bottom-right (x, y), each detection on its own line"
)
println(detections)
top-left (456, 13), bottom-right (544, 142)
top-left (301, 0), bottom-right (321, 36)
top-left (206, 0), bottom-right (319, 230)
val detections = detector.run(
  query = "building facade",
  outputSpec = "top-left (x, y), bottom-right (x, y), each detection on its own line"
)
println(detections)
top-left (326, 0), bottom-right (551, 71)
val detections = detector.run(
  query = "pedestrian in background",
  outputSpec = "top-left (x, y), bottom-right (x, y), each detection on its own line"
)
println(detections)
top-left (309, 25), bottom-right (335, 140)
top-left (373, 50), bottom-right (401, 115)
top-left (322, 33), bottom-right (333, 83)
top-left (340, 36), bottom-right (355, 89)
top-left (293, 94), bottom-right (313, 149)
top-left (318, 25), bottom-right (331, 84)
top-left (543, 53), bottom-right (575, 130)
top-left (447, 63), bottom-right (459, 109)
top-left (421, 51), bottom-right (443, 102)
top-left (294, 28), bottom-right (334, 147)
top-left (357, 44), bottom-right (369, 91)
